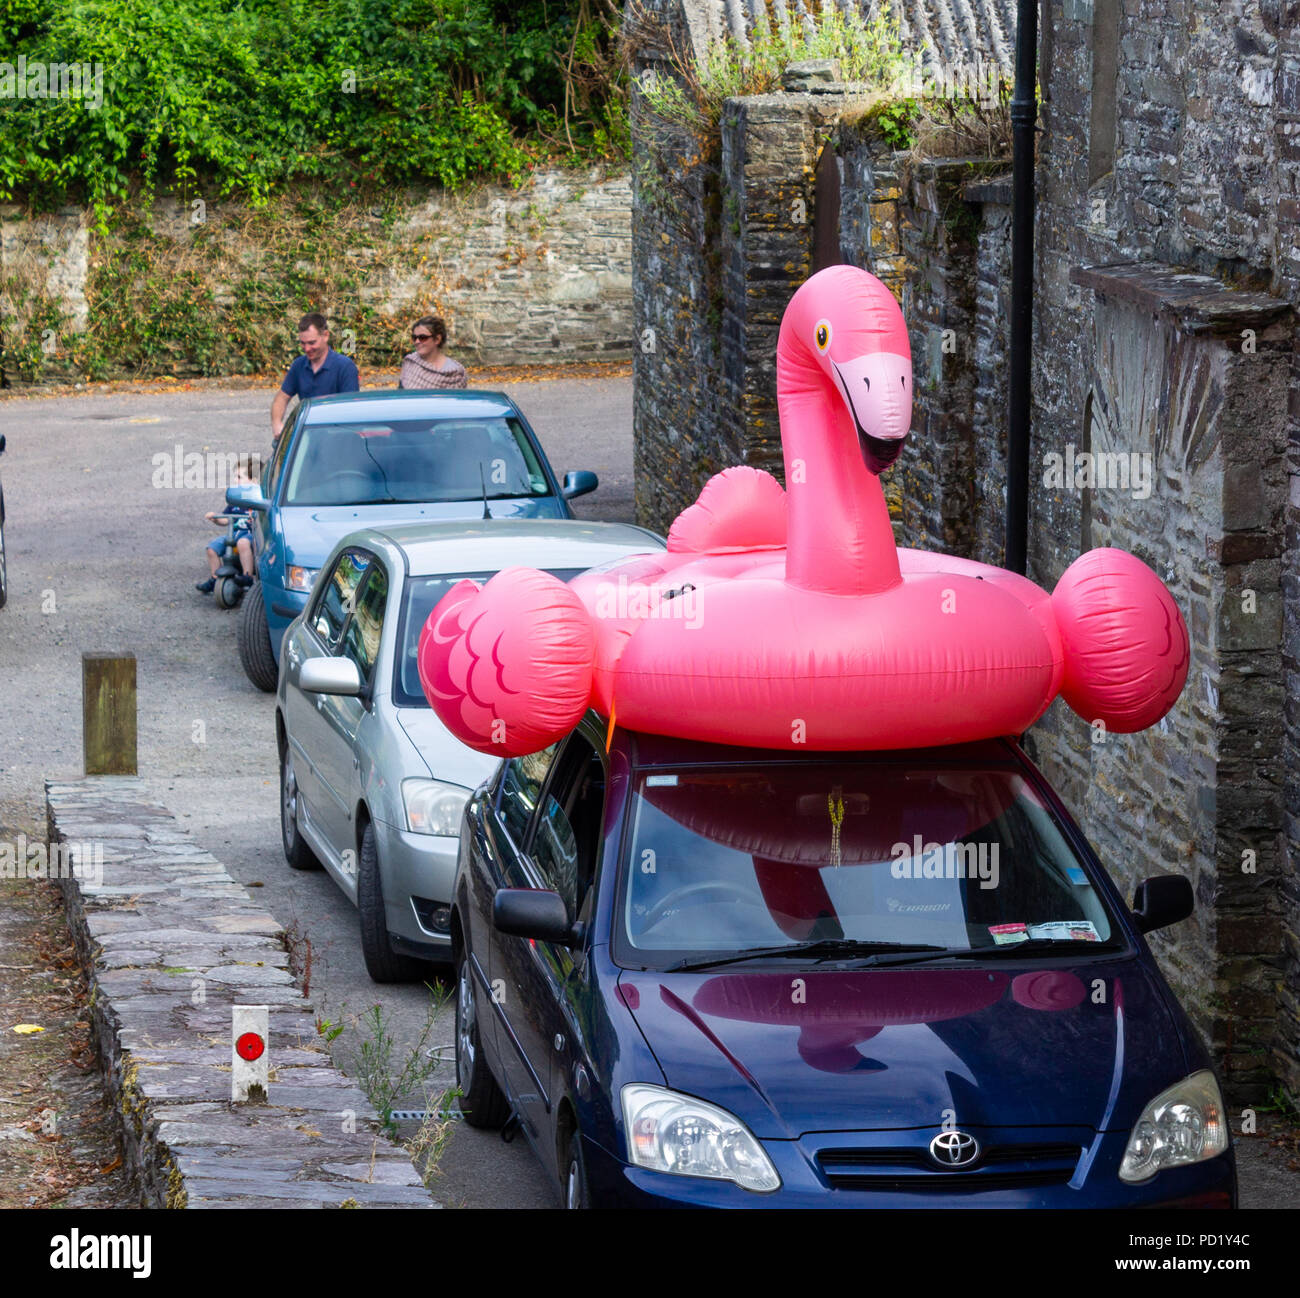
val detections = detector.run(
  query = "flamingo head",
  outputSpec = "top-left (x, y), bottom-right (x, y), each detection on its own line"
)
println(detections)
top-left (780, 265), bottom-right (913, 474)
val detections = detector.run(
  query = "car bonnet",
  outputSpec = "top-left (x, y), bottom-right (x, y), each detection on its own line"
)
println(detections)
top-left (286, 501), bottom-right (565, 570)
top-left (614, 956), bottom-right (1189, 1141)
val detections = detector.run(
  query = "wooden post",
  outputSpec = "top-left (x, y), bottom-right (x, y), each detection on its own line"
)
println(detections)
top-left (83, 652), bottom-right (137, 775)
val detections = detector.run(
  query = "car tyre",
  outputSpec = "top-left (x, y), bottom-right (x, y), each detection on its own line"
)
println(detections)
top-left (454, 945), bottom-right (509, 1129)
top-left (237, 581), bottom-right (278, 691)
top-left (563, 1125), bottom-right (592, 1209)
top-left (358, 821), bottom-right (427, 983)
top-left (280, 745), bottom-right (320, 871)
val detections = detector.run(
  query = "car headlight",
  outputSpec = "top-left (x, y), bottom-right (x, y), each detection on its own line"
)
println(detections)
top-left (402, 779), bottom-right (471, 837)
top-left (286, 565), bottom-right (318, 592)
top-left (1119, 1070), bottom-right (1229, 1183)
top-left (621, 1083), bottom-right (781, 1193)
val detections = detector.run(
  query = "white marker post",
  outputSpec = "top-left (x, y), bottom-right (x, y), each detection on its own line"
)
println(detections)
top-left (231, 1005), bottom-right (269, 1102)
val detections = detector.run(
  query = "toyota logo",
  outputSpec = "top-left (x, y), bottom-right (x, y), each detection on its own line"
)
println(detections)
top-left (929, 1130), bottom-right (980, 1168)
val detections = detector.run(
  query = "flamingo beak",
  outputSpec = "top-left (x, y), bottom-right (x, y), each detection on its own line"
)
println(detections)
top-left (830, 353), bottom-right (912, 475)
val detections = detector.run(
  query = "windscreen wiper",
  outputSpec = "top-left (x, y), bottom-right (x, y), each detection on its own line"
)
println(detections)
top-left (861, 938), bottom-right (1124, 968)
top-left (664, 939), bottom-right (948, 973)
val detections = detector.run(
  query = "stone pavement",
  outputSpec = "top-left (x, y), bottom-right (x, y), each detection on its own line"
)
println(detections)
top-left (45, 778), bottom-right (436, 1208)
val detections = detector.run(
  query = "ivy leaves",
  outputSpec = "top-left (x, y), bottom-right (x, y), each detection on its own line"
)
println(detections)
top-left (0, 0), bottom-right (625, 210)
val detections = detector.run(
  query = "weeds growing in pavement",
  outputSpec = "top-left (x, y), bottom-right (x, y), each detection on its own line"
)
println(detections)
top-left (404, 1085), bottom-right (462, 1185)
top-left (349, 991), bottom-right (450, 1133)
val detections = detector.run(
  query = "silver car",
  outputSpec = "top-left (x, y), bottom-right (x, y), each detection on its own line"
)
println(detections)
top-left (275, 518), bottom-right (665, 981)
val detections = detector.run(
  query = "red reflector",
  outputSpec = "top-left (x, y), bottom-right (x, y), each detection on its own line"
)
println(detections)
top-left (235, 1031), bottom-right (265, 1061)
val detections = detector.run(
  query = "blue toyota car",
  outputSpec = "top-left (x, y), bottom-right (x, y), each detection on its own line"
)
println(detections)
top-left (226, 390), bottom-right (598, 690)
top-left (452, 721), bottom-right (1236, 1208)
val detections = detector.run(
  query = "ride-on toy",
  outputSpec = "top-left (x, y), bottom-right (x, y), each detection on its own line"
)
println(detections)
top-left (208, 523), bottom-right (250, 610)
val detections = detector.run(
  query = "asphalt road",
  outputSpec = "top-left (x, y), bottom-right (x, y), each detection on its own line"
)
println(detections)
top-left (0, 370), bottom-right (634, 1208)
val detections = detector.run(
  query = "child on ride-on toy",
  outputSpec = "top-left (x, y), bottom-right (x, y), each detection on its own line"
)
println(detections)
top-left (196, 507), bottom-right (254, 597)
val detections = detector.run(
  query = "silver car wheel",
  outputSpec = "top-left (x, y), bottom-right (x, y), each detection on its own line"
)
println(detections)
top-left (457, 963), bottom-right (476, 1082)
top-left (566, 1156), bottom-right (581, 1209)
top-left (282, 752), bottom-right (297, 838)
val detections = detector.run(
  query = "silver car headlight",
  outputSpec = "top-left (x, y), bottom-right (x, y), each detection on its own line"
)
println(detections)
top-left (402, 779), bottom-right (471, 837)
top-left (286, 565), bottom-right (318, 593)
top-left (621, 1083), bottom-right (781, 1193)
top-left (1119, 1070), bottom-right (1229, 1183)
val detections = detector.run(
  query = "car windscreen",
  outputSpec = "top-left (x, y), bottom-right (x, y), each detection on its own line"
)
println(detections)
top-left (394, 569), bottom-right (585, 707)
top-left (616, 761), bottom-right (1118, 966)
top-left (282, 416), bottom-right (551, 506)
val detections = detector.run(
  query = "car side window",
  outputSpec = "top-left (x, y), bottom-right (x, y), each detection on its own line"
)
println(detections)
top-left (264, 402), bottom-right (297, 497)
top-left (527, 736), bottom-right (606, 924)
top-left (310, 548), bottom-right (372, 650)
top-left (339, 563), bottom-right (387, 681)
top-left (499, 744), bottom-right (559, 844)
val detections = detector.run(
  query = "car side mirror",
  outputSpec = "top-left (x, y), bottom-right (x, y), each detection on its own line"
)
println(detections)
top-left (300, 657), bottom-right (364, 697)
top-left (562, 470), bottom-right (598, 500)
top-left (1131, 874), bottom-right (1194, 934)
top-left (493, 888), bottom-right (577, 946)
top-left (226, 482), bottom-right (268, 511)
top-left (0, 434), bottom-right (6, 454)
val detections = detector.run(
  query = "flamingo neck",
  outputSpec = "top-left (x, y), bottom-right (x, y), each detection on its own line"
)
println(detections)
top-left (778, 349), bottom-right (902, 596)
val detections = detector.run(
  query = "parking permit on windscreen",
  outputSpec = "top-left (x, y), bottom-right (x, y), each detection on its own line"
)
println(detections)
top-left (1065, 866), bottom-right (1089, 886)
top-left (1027, 921), bottom-right (1101, 942)
top-left (989, 923), bottom-right (1028, 945)
top-left (646, 775), bottom-right (678, 786)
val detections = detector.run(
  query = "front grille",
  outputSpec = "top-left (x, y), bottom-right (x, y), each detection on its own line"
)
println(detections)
top-left (816, 1142), bottom-right (1081, 1192)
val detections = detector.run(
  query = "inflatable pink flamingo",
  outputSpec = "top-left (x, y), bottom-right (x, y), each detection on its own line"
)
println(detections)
top-left (419, 265), bottom-right (1189, 757)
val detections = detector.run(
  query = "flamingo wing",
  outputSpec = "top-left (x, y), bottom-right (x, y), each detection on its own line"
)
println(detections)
top-left (1051, 548), bottom-right (1190, 731)
top-left (417, 567), bottom-right (596, 757)
top-left (667, 465), bottom-right (787, 554)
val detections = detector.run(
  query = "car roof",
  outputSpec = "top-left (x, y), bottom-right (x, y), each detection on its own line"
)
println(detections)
top-left (302, 389), bottom-right (518, 424)
top-left (347, 518), bottom-right (666, 576)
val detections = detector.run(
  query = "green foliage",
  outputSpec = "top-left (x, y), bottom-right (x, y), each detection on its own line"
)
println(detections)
top-left (0, 275), bottom-right (67, 381)
top-left (348, 994), bottom-right (449, 1133)
top-left (60, 195), bottom-right (431, 380)
top-left (637, 1), bottom-right (910, 134)
top-left (0, 0), bottom-right (627, 211)
top-left (315, 1016), bottom-right (346, 1044)
top-left (871, 99), bottom-right (920, 151)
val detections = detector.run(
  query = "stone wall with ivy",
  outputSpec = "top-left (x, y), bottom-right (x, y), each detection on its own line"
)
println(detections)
top-left (0, 166), bottom-right (632, 386)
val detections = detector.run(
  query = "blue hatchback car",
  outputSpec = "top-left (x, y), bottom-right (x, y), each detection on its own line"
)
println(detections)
top-left (452, 719), bottom-right (1236, 1208)
top-left (226, 390), bottom-right (598, 691)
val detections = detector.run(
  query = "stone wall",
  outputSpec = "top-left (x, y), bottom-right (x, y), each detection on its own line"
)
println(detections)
top-left (626, 0), bottom-right (728, 533)
top-left (382, 169), bottom-right (632, 366)
top-left (719, 95), bottom-right (842, 483)
top-left (1053, 266), bottom-right (1290, 1099)
top-left (0, 166), bottom-right (632, 384)
top-left (1033, 0), bottom-right (1299, 1101)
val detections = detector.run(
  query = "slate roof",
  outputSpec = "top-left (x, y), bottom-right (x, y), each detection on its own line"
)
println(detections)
top-left (678, 0), bottom-right (1018, 82)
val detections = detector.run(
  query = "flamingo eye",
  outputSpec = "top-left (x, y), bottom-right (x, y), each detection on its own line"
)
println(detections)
top-left (814, 319), bottom-right (831, 352)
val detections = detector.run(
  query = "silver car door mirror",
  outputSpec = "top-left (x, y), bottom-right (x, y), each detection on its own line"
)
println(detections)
top-left (300, 657), bottom-right (364, 696)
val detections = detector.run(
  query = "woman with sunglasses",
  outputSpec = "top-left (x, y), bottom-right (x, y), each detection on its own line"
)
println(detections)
top-left (398, 316), bottom-right (468, 389)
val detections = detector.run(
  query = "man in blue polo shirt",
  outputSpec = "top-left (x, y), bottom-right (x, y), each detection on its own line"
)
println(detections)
top-left (271, 312), bottom-right (360, 439)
